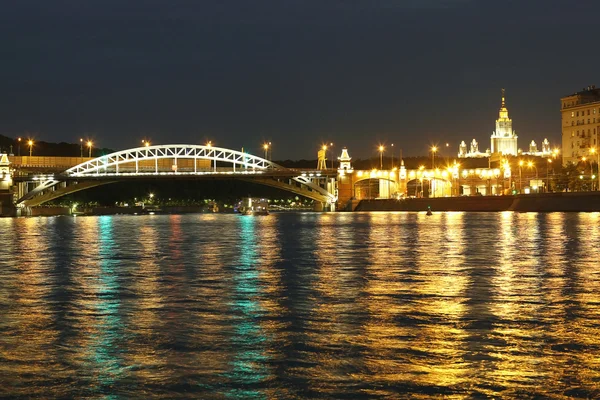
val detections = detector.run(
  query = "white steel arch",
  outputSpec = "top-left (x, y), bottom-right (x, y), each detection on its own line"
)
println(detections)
top-left (17, 144), bottom-right (337, 205)
top-left (67, 144), bottom-right (281, 176)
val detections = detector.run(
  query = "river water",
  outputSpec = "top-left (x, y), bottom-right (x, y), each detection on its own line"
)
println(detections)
top-left (1, 212), bottom-right (600, 398)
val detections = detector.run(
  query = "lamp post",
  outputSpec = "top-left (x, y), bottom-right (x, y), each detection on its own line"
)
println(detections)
top-left (28, 140), bottom-right (33, 157)
top-left (582, 156), bottom-right (592, 191)
top-left (431, 146), bottom-right (437, 169)
top-left (87, 140), bottom-right (93, 157)
top-left (527, 161), bottom-right (538, 192)
top-left (17, 137), bottom-right (21, 156)
top-left (418, 165), bottom-right (424, 197)
top-left (263, 143), bottom-right (269, 160)
top-left (80, 138), bottom-right (83, 157)
top-left (518, 160), bottom-right (524, 192)
top-left (378, 145), bottom-right (384, 169)
top-left (391, 143), bottom-right (394, 169)
top-left (591, 148), bottom-right (600, 191)
top-left (547, 159), bottom-right (552, 192)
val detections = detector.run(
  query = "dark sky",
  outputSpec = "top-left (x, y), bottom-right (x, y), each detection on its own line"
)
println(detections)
top-left (1, 0), bottom-right (599, 160)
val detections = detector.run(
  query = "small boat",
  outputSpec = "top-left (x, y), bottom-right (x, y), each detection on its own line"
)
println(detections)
top-left (237, 197), bottom-right (269, 216)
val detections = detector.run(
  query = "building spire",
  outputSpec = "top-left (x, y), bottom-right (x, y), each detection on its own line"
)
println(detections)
top-left (501, 88), bottom-right (506, 108)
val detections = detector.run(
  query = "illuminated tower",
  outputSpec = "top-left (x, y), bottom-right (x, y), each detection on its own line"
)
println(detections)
top-left (337, 147), bottom-right (353, 172)
top-left (490, 89), bottom-right (518, 156)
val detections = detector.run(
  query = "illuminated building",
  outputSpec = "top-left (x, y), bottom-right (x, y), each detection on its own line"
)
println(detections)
top-left (458, 139), bottom-right (489, 158)
top-left (560, 85), bottom-right (600, 165)
top-left (521, 138), bottom-right (554, 157)
top-left (458, 89), bottom-right (518, 158)
top-left (490, 89), bottom-right (518, 156)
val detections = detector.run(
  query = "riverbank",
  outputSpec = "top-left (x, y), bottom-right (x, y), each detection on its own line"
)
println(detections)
top-left (355, 192), bottom-right (600, 212)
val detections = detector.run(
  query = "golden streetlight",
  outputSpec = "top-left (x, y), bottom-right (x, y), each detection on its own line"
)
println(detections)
top-left (17, 137), bottom-right (21, 156)
top-left (87, 140), bottom-right (93, 157)
top-left (263, 142), bottom-right (269, 159)
top-left (390, 143), bottom-right (394, 169)
top-left (547, 158), bottom-right (553, 192)
top-left (329, 142), bottom-right (334, 169)
top-left (28, 140), bottom-right (34, 157)
top-left (527, 161), bottom-right (538, 192)
top-left (518, 160), bottom-right (524, 192)
top-left (206, 140), bottom-right (212, 147)
top-left (80, 138), bottom-right (83, 157)
top-left (591, 147), bottom-right (600, 191)
top-left (431, 146), bottom-right (437, 169)
top-left (378, 145), bottom-right (384, 169)
top-left (418, 165), bottom-right (425, 197)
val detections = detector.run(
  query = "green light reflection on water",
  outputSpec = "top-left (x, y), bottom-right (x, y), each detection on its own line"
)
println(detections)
top-left (223, 216), bottom-right (269, 399)
top-left (87, 216), bottom-right (125, 399)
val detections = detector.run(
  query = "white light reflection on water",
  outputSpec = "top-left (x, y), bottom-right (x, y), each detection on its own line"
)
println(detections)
top-left (1, 212), bottom-right (600, 399)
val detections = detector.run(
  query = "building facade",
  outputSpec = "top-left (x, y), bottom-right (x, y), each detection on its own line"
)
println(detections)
top-left (490, 89), bottom-right (518, 156)
top-left (459, 89), bottom-right (519, 158)
top-left (561, 85), bottom-right (600, 165)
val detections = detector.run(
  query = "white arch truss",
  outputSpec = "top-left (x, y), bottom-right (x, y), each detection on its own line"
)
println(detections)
top-left (67, 144), bottom-right (281, 176)
top-left (17, 144), bottom-right (337, 205)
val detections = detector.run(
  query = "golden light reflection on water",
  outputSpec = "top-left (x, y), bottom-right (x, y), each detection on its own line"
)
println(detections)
top-left (2, 213), bottom-right (600, 398)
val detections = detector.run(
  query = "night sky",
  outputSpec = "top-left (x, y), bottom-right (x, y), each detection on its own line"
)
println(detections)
top-left (1, 0), bottom-right (599, 160)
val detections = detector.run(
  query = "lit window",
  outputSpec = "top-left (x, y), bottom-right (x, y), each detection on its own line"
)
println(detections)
top-left (572, 112), bottom-right (575, 117)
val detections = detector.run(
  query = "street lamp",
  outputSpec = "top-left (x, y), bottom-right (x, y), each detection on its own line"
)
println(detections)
top-left (17, 137), bottom-right (21, 156)
top-left (418, 165), bottom-right (425, 197)
top-left (527, 161), bottom-right (538, 192)
top-left (547, 159), bottom-right (552, 192)
top-left (431, 146), bottom-right (437, 169)
top-left (378, 145), bottom-right (384, 169)
top-left (263, 142), bottom-right (269, 160)
top-left (502, 160), bottom-right (511, 193)
top-left (329, 142), bottom-right (334, 169)
top-left (28, 140), bottom-right (33, 157)
top-left (518, 160), bottom-right (524, 192)
top-left (80, 138), bottom-right (83, 157)
top-left (87, 140), bottom-right (93, 157)
top-left (591, 148), bottom-right (600, 191)
top-left (391, 143), bottom-right (394, 169)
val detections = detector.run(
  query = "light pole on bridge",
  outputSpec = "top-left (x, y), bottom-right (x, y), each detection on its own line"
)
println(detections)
top-left (87, 141), bottom-right (93, 157)
top-left (28, 140), bottom-right (33, 157)
top-left (378, 145), bottom-right (384, 169)
top-left (80, 138), bottom-right (83, 157)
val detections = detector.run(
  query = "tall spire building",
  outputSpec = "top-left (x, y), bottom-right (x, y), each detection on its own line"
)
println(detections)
top-left (490, 89), bottom-right (518, 155)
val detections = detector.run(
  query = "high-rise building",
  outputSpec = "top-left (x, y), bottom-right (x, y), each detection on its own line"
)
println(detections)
top-left (561, 85), bottom-right (600, 165)
top-left (490, 89), bottom-right (518, 156)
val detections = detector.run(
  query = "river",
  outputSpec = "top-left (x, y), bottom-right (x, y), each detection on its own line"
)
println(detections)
top-left (1, 212), bottom-right (599, 398)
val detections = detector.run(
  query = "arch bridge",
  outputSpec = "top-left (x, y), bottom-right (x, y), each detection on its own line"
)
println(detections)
top-left (15, 144), bottom-right (337, 208)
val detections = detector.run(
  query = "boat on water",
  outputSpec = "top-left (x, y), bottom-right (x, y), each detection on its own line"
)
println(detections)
top-left (237, 197), bottom-right (269, 216)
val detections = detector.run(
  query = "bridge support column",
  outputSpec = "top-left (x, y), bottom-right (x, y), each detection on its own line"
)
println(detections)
top-left (313, 202), bottom-right (324, 212)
